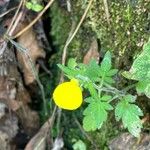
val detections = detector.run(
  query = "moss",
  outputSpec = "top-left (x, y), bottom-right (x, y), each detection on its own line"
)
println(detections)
top-left (50, 2), bottom-right (71, 51)
top-left (50, 1), bottom-right (95, 63)
top-left (76, 0), bottom-right (149, 68)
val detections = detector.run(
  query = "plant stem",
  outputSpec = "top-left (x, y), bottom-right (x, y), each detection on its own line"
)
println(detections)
top-left (122, 83), bottom-right (136, 92)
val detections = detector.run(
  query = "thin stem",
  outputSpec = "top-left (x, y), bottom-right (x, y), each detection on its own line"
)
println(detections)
top-left (6, 0), bottom-right (24, 35)
top-left (93, 82), bottom-right (125, 100)
top-left (108, 95), bottom-right (120, 103)
top-left (8, 10), bottom-right (25, 36)
top-left (98, 76), bottom-right (104, 97)
top-left (13, 0), bottom-right (55, 39)
top-left (122, 83), bottom-right (136, 92)
top-left (0, 6), bottom-right (17, 18)
top-left (62, 0), bottom-right (94, 54)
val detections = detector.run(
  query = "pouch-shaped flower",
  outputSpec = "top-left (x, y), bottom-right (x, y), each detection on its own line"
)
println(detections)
top-left (53, 79), bottom-right (83, 110)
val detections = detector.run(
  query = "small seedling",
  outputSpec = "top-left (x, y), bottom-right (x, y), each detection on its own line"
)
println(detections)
top-left (26, 0), bottom-right (43, 12)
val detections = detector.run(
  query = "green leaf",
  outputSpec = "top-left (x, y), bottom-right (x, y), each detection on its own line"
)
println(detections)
top-left (122, 39), bottom-right (150, 81)
top-left (107, 69), bottom-right (118, 76)
top-left (99, 51), bottom-right (117, 85)
top-left (83, 100), bottom-right (112, 131)
top-left (103, 76), bottom-right (115, 84)
top-left (25, 2), bottom-right (32, 9)
top-left (136, 81), bottom-right (150, 98)
top-left (100, 51), bottom-right (111, 74)
top-left (58, 64), bottom-right (78, 77)
top-left (124, 94), bottom-right (137, 103)
top-left (136, 81), bottom-right (148, 94)
top-left (84, 97), bottom-right (95, 103)
top-left (73, 140), bottom-right (86, 150)
top-left (122, 71), bottom-right (133, 79)
top-left (115, 96), bottom-right (143, 137)
top-left (101, 95), bottom-right (112, 101)
top-left (123, 39), bottom-right (150, 98)
top-left (67, 58), bottom-right (77, 69)
top-left (115, 100), bottom-right (125, 121)
top-left (101, 102), bottom-right (113, 110)
top-left (32, 4), bottom-right (43, 12)
top-left (85, 59), bottom-right (100, 81)
top-left (86, 82), bottom-right (98, 98)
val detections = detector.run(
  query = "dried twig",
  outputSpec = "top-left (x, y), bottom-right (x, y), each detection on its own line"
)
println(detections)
top-left (8, 10), bottom-right (25, 36)
top-left (62, 0), bottom-right (94, 56)
top-left (13, 0), bottom-right (55, 39)
top-left (0, 6), bottom-right (17, 18)
top-left (0, 1), bottom-right (24, 56)
top-left (6, 0), bottom-right (24, 35)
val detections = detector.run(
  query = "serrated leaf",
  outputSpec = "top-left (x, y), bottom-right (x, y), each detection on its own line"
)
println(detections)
top-left (101, 102), bottom-right (113, 110)
top-left (25, 2), bottom-right (32, 9)
top-left (124, 94), bottom-right (137, 103)
top-left (123, 39), bottom-right (150, 99)
top-left (104, 76), bottom-right (115, 84)
top-left (107, 69), bottom-right (118, 76)
top-left (100, 51), bottom-right (111, 74)
top-left (101, 95), bottom-right (112, 101)
top-left (144, 84), bottom-right (150, 98)
top-left (86, 82), bottom-right (98, 98)
top-left (67, 58), bottom-right (77, 69)
top-left (115, 97), bottom-right (143, 137)
top-left (136, 80), bottom-right (150, 98)
top-left (85, 59), bottom-right (100, 81)
top-left (84, 97), bottom-right (95, 103)
top-left (123, 39), bottom-right (150, 81)
top-left (73, 140), bottom-right (86, 150)
top-left (32, 4), bottom-right (43, 12)
top-left (122, 71), bottom-right (133, 79)
top-left (83, 100), bottom-right (112, 131)
top-left (136, 81), bottom-right (148, 94)
top-left (57, 64), bottom-right (78, 77)
top-left (115, 101), bottom-right (125, 121)
top-left (122, 110), bottom-right (142, 137)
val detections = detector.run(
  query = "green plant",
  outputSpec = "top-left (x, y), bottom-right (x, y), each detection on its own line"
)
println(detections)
top-left (26, 0), bottom-right (43, 12)
top-left (72, 139), bottom-right (87, 150)
top-left (123, 38), bottom-right (150, 98)
top-left (57, 39), bottom-right (150, 138)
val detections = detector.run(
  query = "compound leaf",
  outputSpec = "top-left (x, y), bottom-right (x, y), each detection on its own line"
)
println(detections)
top-left (83, 100), bottom-right (112, 131)
top-left (100, 51), bottom-right (111, 74)
top-left (85, 59), bottom-right (100, 81)
top-left (136, 81), bottom-right (150, 98)
top-left (122, 39), bottom-right (150, 81)
top-left (122, 39), bottom-right (150, 99)
top-left (115, 96), bottom-right (143, 137)
top-left (67, 58), bottom-right (77, 69)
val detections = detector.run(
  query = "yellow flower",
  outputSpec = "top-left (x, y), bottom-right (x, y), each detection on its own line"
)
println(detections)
top-left (53, 79), bottom-right (83, 110)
